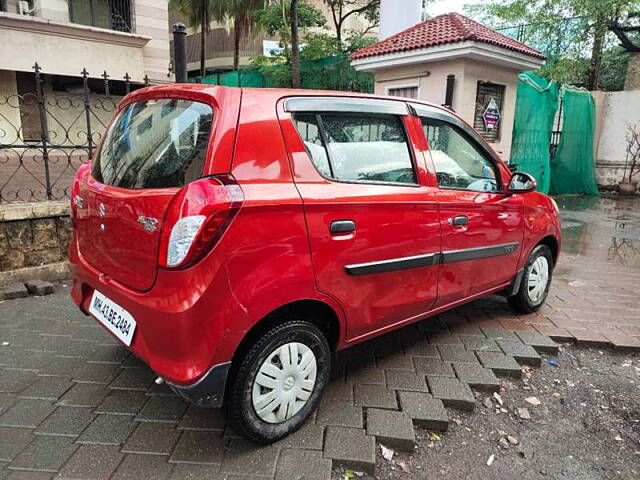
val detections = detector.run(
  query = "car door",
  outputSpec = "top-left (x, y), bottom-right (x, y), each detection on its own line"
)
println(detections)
top-left (412, 103), bottom-right (524, 306)
top-left (278, 97), bottom-right (441, 342)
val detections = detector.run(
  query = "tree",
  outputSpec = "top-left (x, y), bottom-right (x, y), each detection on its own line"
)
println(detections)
top-left (465, 0), bottom-right (640, 90)
top-left (290, 0), bottom-right (301, 87)
top-left (257, 0), bottom-right (325, 48)
top-left (170, 0), bottom-right (265, 75)
top-left (255, 0), bottom-right (325, 85)
top-left (227, 0), bottom-right (267, 70)
top-left (170, 0), bottom-right (226, 77)
top-left (322, 0), bottom-right (379, 47)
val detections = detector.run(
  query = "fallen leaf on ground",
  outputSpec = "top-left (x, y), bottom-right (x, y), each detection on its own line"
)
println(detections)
top-left (429, 432), bottom-right (442, 441)
top-left (525, 396), bottom-right (541, 406)
top-left (517, 407), bottom-right (531, 419)
top-left (493, 392), bottom-right (504, 406)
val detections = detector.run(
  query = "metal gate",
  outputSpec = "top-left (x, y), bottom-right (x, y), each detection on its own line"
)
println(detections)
top-left (0, 63), bottom-right (147, 203)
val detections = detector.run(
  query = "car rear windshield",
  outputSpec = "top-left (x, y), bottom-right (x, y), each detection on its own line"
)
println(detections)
top-left (92, 99), bottom-right (213, 189)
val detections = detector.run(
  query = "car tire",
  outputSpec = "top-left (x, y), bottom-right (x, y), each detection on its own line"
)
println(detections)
top-left (508, 244), bottom-right (553, 314)
top-left (226, 320), bottom-right (330, 444)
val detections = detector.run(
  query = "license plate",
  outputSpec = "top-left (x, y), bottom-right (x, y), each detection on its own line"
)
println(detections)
top-left (89, 290), bottom-right (137, 346)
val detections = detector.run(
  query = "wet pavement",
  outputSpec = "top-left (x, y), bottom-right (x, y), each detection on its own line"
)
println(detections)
top-left (0, 194), bottom-right (638, 479)
top-left (558, 195), bottom-right (640, 270)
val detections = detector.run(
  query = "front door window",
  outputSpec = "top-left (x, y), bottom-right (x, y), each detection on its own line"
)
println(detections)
top-left (421, 118), bottom-right (499, 193)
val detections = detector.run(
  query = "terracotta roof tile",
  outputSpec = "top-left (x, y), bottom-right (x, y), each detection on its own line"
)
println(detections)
top-left (351, 13), bottom-right (544, 61)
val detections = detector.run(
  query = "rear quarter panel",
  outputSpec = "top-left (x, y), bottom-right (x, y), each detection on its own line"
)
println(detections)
top-left (220, 89), bottom-right (347, 357)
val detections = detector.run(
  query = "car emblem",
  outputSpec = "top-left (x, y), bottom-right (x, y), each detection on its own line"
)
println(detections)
top-left (98, 203), bottom-right (106, 218)
top-left (137, 216), bottom-right (159, 232)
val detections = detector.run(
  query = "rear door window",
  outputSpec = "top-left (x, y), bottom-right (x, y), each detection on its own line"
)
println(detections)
top-left (93, 99), bottom-right (213, 189)
top-left (294, 113), bottom-right (416, 185)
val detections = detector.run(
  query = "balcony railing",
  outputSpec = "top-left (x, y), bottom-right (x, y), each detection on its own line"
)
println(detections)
top-left (68, 0), bottom-right (134, 33)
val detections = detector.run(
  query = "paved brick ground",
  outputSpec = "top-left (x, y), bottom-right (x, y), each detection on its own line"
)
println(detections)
top-left (0, 196), bottom-right (638, 478)
top-left (0, 287), bottom-right (566, 480)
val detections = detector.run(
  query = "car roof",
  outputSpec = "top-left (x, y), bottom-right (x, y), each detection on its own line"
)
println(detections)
top-left (128, 84), bottom-right (449, 114)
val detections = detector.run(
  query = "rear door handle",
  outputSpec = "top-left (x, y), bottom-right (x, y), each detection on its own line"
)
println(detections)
top-left (330, 220), bottom-right (356, 234)
top-left (451, 215), bottom-right (468, 227)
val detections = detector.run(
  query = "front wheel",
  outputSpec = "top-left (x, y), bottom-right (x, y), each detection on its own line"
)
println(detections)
top-left (508, 244), bottom-right (553, 313)
top-left (226, 321), bottom-right (330, 444)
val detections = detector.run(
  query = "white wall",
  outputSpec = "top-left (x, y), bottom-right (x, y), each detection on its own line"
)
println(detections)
top-left (593, 90), bottom-right (640, 186)
top-left (379, 0), bottom-right (422, 40)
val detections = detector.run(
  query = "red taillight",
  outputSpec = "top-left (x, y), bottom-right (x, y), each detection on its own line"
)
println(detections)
top-left (158, 176), bottom-right (243, 270)
top-left (70, 163), bottom-right (91, 228)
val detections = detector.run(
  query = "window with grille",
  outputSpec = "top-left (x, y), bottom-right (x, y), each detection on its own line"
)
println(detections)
top-left (69, 0), bottom-right (133, 33)
top-left (473, 82), bottom-right (505, 143)
top-left (387, 86), bottom-right (418, 99)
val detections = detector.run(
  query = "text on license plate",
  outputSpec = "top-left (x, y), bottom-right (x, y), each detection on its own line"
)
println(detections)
top-left (88, 290), bottom-right (136, 346)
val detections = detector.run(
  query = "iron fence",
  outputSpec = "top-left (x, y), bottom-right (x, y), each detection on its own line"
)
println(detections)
top-left (550, 98), bottom-right (564, 159)
top-left (0, 63), bottom-right (147, 204)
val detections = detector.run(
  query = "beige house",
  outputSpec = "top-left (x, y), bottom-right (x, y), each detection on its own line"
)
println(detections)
top-left (0, 0), bottom-right (172, 88)
top-left (351, 13), bottom-right (545, 162)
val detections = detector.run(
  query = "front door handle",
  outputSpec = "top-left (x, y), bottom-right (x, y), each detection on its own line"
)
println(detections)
top-left (451, 215), bottom-right (468, 227)
top-left (330, 220), bottom-right (356, 234)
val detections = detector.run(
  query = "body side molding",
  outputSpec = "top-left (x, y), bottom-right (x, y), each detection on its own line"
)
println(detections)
top-left (344, 242), bottom-right (520, 276)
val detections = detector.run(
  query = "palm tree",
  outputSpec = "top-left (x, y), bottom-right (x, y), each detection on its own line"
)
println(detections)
top-left (226, 0), bottom-right (266, 70)
top-left (169, 0), bottom-right (227, 77)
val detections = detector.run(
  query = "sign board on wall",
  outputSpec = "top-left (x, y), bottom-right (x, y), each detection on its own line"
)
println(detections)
top-left (483, 97), bottom-right (501, 130)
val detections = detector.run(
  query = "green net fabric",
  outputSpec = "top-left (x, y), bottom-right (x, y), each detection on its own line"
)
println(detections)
top-left (549, 86), bottom-right (599, 195)
top-left (510, 73), bottom-right (559, 194)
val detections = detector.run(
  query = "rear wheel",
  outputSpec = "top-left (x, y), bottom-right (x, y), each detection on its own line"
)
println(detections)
top-left (508, 244), bottom-right (553, 313)
top-left (226, 321), bottom-right (330, 444)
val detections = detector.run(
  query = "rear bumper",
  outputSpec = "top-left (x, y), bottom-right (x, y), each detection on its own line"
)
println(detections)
top-left (69, 233), bottom-right (246, 389)
top-left (167, 361), bottom-right (231, 408)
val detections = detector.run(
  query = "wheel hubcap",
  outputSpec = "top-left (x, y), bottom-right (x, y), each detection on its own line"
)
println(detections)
top-left (527, 256), bottom-right (549, 304)
top-left (251, 342), bottom-right (317, 424)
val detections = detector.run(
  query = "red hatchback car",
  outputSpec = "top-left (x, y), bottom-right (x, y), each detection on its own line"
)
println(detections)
top-left (70, 85), bottom-right (561, 443)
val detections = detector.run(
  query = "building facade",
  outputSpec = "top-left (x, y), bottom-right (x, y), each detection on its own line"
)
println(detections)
top-left (0, 0), bottom-right (172, 86)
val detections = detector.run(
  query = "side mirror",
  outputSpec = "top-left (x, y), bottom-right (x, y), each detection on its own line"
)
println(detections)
top-left (508, 172), bottom-right (536, 193)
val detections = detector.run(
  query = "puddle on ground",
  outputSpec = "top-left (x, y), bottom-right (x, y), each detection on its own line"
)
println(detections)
top-left (555, 194), bottom-right (640, 269)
